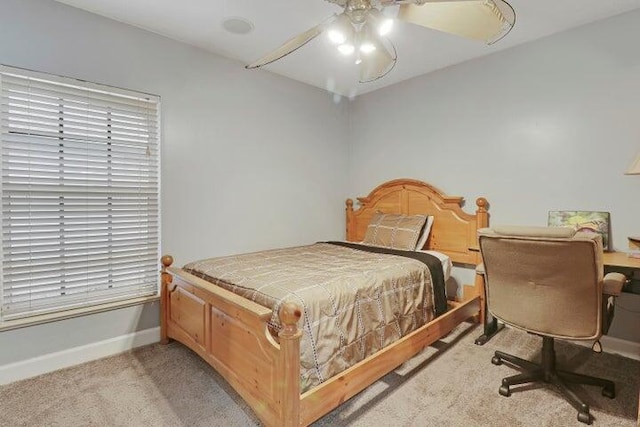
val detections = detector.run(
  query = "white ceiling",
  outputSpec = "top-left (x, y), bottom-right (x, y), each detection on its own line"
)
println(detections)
top-left (54, 0), bottom-right (640, 98)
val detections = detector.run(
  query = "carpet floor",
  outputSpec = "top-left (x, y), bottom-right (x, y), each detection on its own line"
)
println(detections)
top-left (1, 322), bottom-right (638, 427)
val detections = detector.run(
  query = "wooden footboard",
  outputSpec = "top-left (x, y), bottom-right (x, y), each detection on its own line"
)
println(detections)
top-left (161, 257), bottom-right (302, 427)
top-left (161, 257), bottom-right (480, 427)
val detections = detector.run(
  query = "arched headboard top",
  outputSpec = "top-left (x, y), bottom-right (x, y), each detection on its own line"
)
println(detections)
top-left (346, 179), bottom-right (489, 265)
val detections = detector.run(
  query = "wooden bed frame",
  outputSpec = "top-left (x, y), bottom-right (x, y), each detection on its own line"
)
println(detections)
top-left (160, 179), bottom-right (489, 426)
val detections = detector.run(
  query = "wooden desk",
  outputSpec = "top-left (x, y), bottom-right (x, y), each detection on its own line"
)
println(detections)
top-left (603, 251), bottom-right (640, 270)
top-left (603, 252), bottom-right (640, 294)
top-left (602, 253), bottom-right (640, 426)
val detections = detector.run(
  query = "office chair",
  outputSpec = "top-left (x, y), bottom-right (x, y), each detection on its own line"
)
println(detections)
top-left (478, 225), bottom-right (626, 424)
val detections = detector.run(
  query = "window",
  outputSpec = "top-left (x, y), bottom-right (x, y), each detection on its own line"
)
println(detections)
top-left (0, 66), bottom-right (160, 323)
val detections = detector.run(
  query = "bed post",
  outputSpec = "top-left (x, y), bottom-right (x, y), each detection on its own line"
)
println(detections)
top-left (345, 198), bottom-right (354, 241)
top-left (474, 198), bottom-right (489, 326)
top-left (160, 255), bottom-right (174, 345)
top-left (278, 302), bottom-right (302, 427)
top-left (475, 197), bottom-right (489, 231)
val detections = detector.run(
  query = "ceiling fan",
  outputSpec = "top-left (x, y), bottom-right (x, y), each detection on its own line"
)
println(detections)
top-left (246, 0), bottom-right (515, 83)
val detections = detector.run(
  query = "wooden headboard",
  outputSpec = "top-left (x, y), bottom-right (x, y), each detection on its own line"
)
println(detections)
top-left (346, 179), bottom-right (489, 265)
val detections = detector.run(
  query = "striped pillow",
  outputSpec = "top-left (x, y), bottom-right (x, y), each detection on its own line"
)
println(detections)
top-left (363, 212), bottom-right (428, 251)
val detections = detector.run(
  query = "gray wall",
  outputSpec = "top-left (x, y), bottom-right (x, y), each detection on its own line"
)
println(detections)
top-left (348, 10), bottom-right (640, 342)
top-left (1, 0), bottom-right (639, 367)
top-left (0, 0), bottom-right (349, 365)
top-left (348, 11), bottom-right (639, 252)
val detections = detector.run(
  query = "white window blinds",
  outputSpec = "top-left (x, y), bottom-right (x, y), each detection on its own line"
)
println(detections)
top-left (0, 66), bottom-right (160, 321)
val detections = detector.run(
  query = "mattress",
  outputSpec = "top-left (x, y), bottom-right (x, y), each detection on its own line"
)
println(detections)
top-left (421, 250), bottom-right (453, 281)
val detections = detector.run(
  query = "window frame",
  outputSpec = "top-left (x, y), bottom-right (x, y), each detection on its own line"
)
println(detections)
top-left (0, 65), bottom-right (161, 329)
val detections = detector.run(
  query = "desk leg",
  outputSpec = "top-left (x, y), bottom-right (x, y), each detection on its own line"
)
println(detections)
top-left (474, 315), bottom-right (504, 345)
top-left (473, 271), bottom-right (504, 345)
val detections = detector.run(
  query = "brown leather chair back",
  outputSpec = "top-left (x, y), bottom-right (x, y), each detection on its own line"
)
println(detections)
top-left (479, 226), bottom-right (603, 340)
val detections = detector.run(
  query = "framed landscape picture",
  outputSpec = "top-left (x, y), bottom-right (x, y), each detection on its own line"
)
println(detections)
top-left (547, 210), bottom-right (611, 251)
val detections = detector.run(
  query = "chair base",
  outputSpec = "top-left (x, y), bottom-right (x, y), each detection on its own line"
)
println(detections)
top-left (491, 336), bottom-right (615, 425)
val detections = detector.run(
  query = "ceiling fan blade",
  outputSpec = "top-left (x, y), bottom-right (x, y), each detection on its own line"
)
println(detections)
top-left (486, 0), bottom-right (515, 44)
top-left (398, 0), bottom-right (514, 44)
top-left (246, 15), bottom-right (336, 69)
top-left (359, 37), bottom-right (397, 83)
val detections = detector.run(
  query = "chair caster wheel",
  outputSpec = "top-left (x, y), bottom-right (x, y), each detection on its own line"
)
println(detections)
top-left (577, 411), bottom-right (592, 424)
top-left (602, 386), bottom-right (615, 399)
top-left (499, 385), bottom-right (511, 397)
top-left (491, 356), bottom-right (502, 365)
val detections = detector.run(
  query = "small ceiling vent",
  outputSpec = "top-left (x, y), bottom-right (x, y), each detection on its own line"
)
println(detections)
top-left (222, 17), bottom-right (254, 35)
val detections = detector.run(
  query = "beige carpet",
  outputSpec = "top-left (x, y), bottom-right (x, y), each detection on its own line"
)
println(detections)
top-left (1, 323), bottom-right (638, 427)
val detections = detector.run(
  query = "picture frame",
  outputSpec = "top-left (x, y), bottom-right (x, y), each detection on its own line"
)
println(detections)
top-left (547, 210), bottom-right (612, 251)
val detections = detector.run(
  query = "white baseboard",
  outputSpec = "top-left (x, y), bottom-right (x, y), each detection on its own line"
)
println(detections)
top-left (1, 326), bottom-right (635, 386)
top-left (575, 335), bottom-right (640, 361)
top-left (0, 327), bottom-right (160, 385)
top-left (599, 335), bottom-right (640, 361)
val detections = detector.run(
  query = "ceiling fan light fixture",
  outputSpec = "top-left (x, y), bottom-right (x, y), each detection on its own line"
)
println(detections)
top-left (359, 40), bottom-right (395, 83)
top-left (359, 42), bottom-right (376, 54)
top-left (366, 8), bottom-right (393, 37)
top-left (378, 18), bottom-right (393, 36)
top-left (358, 21), bottom-right (396, 83)
top-left (327, 13), bottom-right (354, 44)
top-left (337, 43), bottom-right (355, 55)
top-left (327, 29), bottom-right (347, 44)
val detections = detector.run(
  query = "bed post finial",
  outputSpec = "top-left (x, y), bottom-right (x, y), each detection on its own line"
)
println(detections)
top-left (161, 255), bottom-right (174, 272)
top-left (475, 197), bottom-right (489, 228)
top-left (279, 302), bottom-right (302, 335)
top-left (278, 302), bottom-right (302, 426)
top-left (476, 197), bottom-right (488, 211)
